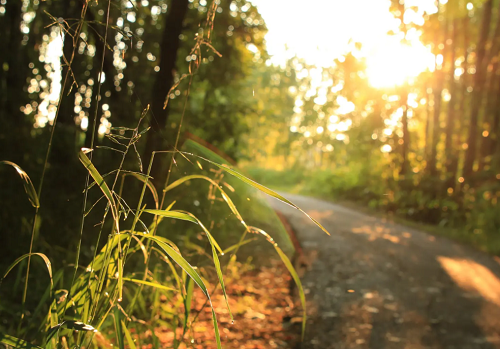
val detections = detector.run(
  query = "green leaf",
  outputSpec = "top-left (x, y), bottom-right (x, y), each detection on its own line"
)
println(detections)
top-left (1, 161), bottom-right (39, 208)
top-left (1, 253), bottom-right (52, 291)
top-left (146, 201), bottom-right (177, 233)
top-left (123, 277), bottom-right (177, 292)
top-left (114, 307), bottom-right (125, 349)
top-left (151, 247), bottom-right (182, 291)
top-left (183, 278), bottom-right (194, 333)
top-left (30, 269), bottom-right (63, 327)
top-left (63, 320), bottom-right (97, 331)
top-left (138, 234), bottom-right (207, 296)
top-left (141, 209), bottom-right (198, 224)
top-left (122, 320), bottom-right (137, 349)
top-left (211, 308), bottom-right (222, 349)
top-left (0, 333), bottom-right (43, 349)
top-left (46, 321), bottom-right (96, 344)
top-left (78, 149), bottom-right (118, 227)
top-left (177, 211), bottom-right (223, 254)
top-left (210, 243), bottom-right (232, 322)
top-left (95, 145), bottom-right (126, 154)
top-left (125, 172), bottom-right (159, 209)
top-left (275, 246), bottom-right (307, 340)
top-left (86, 170), bottom-right (151, 191)
top-left (164, 175), bottom-right (246, 226)
top-left (165, 209), bottom-right (231, 320)
top-left (248, 226), bottom-right (307, 340)
top-left (139, 234), bottom-right (222, 348)
top-left (183, 153), bottom-right (330, 235)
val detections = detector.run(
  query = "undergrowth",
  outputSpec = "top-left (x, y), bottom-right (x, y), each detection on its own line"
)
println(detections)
top-left (245, 165), bottom-right (500, 255)
top-left (0, 1), bottom-right (329, 348)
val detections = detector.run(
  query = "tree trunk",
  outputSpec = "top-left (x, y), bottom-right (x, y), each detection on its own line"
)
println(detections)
top-left (455, 15), bottom-right (470, 190)
top-left (444, 19), bottom-right (458, 189)
top-left (4, 0), bottom-right (27, 118)
top-left (424, 86), bottom-right (432, 163)
top-left (427, 16), bottom-right (448, 177)
top-left (142, 0), bottom-right (190, 178)
top-left (400, 90), bottom-right (409, 176)
top-left (489, 74), bottom-right (500, 170)
top-left (462, 0), bottom-right (493, 180)
top-left (0, 0), bottom-right (30, 161)
top-left (478, 1), bottom-right (500, 171)
top-left (478, 62), bottom-right (499, 171)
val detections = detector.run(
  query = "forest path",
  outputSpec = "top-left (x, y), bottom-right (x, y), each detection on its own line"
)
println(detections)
top-left (268, 193), bottom-right (500, 349)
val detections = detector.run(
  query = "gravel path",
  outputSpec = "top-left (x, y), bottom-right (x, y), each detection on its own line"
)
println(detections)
top-left (268, 193), bottom-right (500, 349)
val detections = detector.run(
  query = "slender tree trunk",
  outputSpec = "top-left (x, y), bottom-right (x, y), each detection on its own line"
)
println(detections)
top-left (478, 62), bottom-right (499, 171)
top-left (444, 20), bottom-right (458, 188)
top-left (5, 0), bottom-right (27, 118)
top-left (400, 90), bottom-right (409, 176)
top-left (489, 74), bottom-right (500, 170)
top-left (397, 1), bottom-right (410, 177)
top-left (424, 86), bottom-right (432, 163)
top-left (142, 0), bottom-right (190, 178)
top-left (456, 15), bottom-right (470, 190)
top-left (463, 0), bottom-right (493, 180)
top-left (478, 1), bottom-right (500, 171)
top-left (427, 16), bottom-right (448, 177)
top-left (0, 0), bottom-right (30, 161)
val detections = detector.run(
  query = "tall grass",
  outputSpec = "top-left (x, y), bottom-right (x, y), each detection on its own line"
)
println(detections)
top-left (0, 1), bottom-right (328, 348)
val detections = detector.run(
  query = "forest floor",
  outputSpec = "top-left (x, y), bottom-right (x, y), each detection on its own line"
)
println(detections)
top-left (269, 193), bottom-right (500, 349)
top-left (152, 258), bottom-right (301, 349)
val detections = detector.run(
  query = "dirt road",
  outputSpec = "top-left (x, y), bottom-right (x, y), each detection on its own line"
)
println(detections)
top-left (268, 193), bottom-right (500, 349)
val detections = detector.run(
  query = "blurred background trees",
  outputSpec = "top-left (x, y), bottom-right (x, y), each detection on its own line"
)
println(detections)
top-left (243, 0), bottom-right (500, 252)
top-left (2, 0), bottom-right (500, 277)
top-left (0, 0), bottom-right (271, 265)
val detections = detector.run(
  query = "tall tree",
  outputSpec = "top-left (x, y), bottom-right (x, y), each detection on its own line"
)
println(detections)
top-left (444, 19), bottom-right (459, 188)
top-left (462, 0), bottom-right (493, 180)
top-left (427, 13), bottom-right (447, 177)
top-left (142, 0), bottom-right (190, 178)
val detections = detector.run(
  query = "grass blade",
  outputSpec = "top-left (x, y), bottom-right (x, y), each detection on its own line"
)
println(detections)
top-left (164, 175), bottom-right (246, 226)
top-left (78, 149), bottom-right (118, 227)
top-left (122, 277), bottom-right (177, 292)
top-left (211, 308), bottom-right (222, 349)
top-left (139, 234), bottom-right (222, 348)
top-left (138, 234), bottom-right (207, 296)
top-left (174, 211), bottom-right (231, 320)
top-left (0, 161), bottom-right (40, 208)
top-left (210, 243), bottom-right (232, 322)
top-left (177, 211), bottom-right (223, 254)
top-left (125, 173), bottom-right (159, 209)
top-left (1, 253), bottom-right (52, 291)
top-left (113, 306), bottom-right (125, 349)
top-left (181, 153), bottom-right (330, 235)
top-left (275, 246), bottom-right (306, 340)
top-left (46, 321), bottom-right (96, 345)
top-left (183, 278), bottom-right (194, 333)
top-left (248, 226), bottom-right (307, 340)
top-left (141, 209), bottom-right (198, 224)
top-left (122, 320), bottom-right (137, 349)
top-left (0, 332), bottom-right (43, 349)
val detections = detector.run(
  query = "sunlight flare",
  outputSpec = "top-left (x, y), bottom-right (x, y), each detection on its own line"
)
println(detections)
top-left (366, 37), bottom-right (434, 88)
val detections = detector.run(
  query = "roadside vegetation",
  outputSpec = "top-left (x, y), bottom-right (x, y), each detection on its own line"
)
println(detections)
top-left (0, 1), bottom-right (327, 347)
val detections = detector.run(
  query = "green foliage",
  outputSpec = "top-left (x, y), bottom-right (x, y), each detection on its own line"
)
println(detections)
top-left (0, 161), bottom-right (40, 208)
top-left (0, 0), bottom-right (325, 347)
top-left (241, 1), bottom-right (500, 256)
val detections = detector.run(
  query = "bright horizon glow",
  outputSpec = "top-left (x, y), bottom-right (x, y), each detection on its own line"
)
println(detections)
top-left (365, 37), bottom-right (435, 88)
top-left (250, 0), bottom-right (437, 88)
